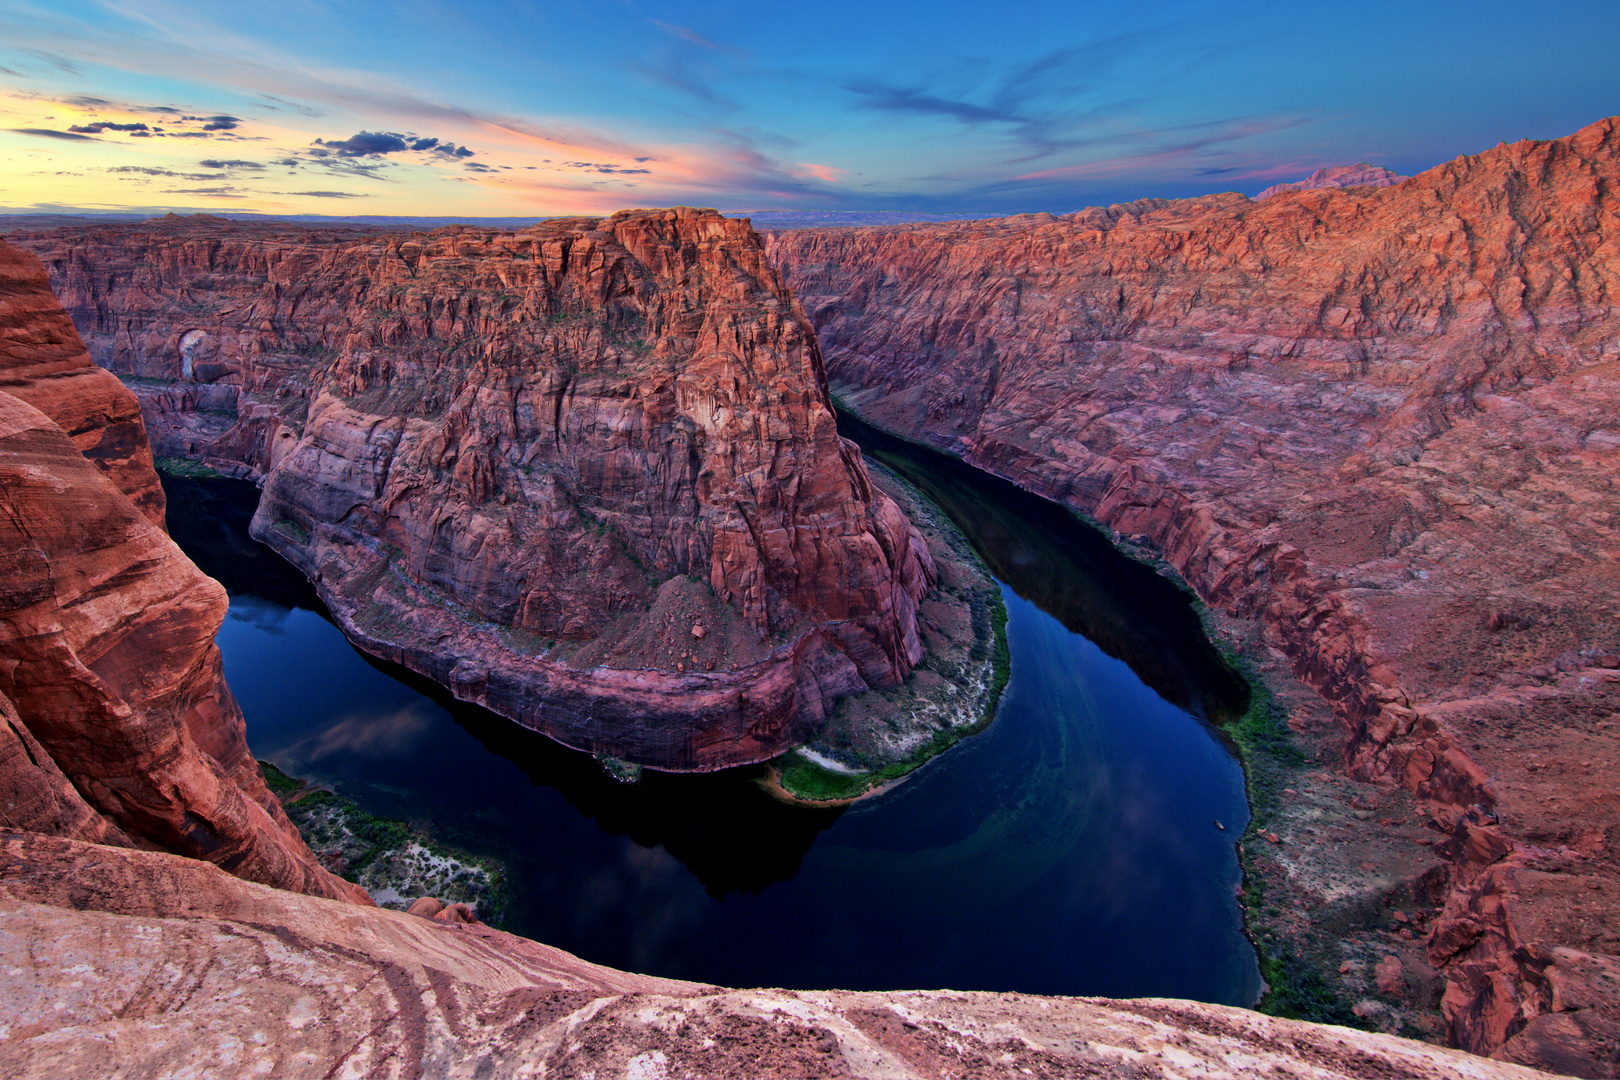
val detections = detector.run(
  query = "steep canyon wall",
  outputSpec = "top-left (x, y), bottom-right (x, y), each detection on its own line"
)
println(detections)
top-left (0, 239), bottom-right (365, 904)
top-left (12, 208), bottom-right (933, 770)
top-left (767, 118), bottom-right (1620, 1070)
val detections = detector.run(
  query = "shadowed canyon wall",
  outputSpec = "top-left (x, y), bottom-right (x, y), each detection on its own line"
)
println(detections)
top-left (13, 208), bottom-right (932, 770)
top-left (767, 118), bottom-right (1620, 1072)
top-left (0, 239), bottom-right (365, 904)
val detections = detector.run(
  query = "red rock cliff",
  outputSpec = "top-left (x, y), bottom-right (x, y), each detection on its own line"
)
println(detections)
top-left (15, 209), bottom-right (932, 770)
top-left (0, 239), bottom-right (365, 905)
top-left (767, 117), bottom-right (1620, 1069)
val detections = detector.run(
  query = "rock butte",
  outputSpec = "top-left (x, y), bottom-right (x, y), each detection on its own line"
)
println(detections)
top-left (15, 208), bottom-right (933, 770)
top-left (0, 224), bottom-right (1552, 1080)
top-left (766, 115), bottom-right (1620, 1075)
top-left (1256, 162), bottom-right (1406, 201)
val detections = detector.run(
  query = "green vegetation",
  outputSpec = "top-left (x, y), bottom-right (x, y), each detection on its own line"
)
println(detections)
top-left (259, 760), bottom-right (507, 924)
top-left (593, 752), bottom-right (643, 784)
top-left (773, 569), bottom-right (1009, 804)
top-left (270, 517), bottom-right (311, 545)
top-left (155, 456), bottom-right (225, 479)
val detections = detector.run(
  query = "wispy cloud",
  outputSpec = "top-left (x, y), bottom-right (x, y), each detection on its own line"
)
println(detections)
top-left (9, 127), bottom-right (97, 140)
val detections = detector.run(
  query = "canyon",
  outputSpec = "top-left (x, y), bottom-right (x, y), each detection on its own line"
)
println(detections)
top-left (13, 208), bottom-right (934, 770)
top-left (0, 225), bottom-right (1551, 1079)
top-left (765, 116), bottom-right (1620, 1074)
top-left (1, 113), bottom-right (1615, 1076)
top-left (0, 240), bottom-right (363, 904)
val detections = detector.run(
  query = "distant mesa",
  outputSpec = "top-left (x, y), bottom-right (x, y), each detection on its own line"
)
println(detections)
top-left (1255, 162), bottom-right (1405, 200)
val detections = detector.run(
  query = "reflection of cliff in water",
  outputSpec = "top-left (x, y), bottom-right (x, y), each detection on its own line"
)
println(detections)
top-left (160, 472), bottom-right (843, 899)
top-left (834, 407), bottom-right (1249, 724)
top-left (162, 472), bottom-right (325, 613)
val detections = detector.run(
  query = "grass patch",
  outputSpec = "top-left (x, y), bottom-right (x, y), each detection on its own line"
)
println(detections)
top-left (774, 586), bottom-right (1007, 803)
top-left (155, 456), bottom-right (225, 479)
top-left (259, 760), bottom-right (508, 923)
top-left (270, 518), bottom-right (312, 545)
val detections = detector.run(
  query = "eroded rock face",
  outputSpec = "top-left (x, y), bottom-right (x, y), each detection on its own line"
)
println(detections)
top-left (0, 829), bottom-right (1557, 1080)
top-left (0, 238), bottom-right (164, 525)
top-left (13, 209), bottom-right (932, 770)
top-left (0, 239), bottom-right (364, 904)
top-left (766, 117), bottom-right (1620, 1069)
top-left (1256, 162), bottom-right (1406, 200)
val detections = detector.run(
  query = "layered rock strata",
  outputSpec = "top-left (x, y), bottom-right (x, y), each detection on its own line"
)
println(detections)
top-left (0, 828), bottom-right (1555, 1080)
top-left (1256, 163), bottom-right (1405, 200)
top-left (12, 209), bottom-right (933, 770)
top-left (0, 240), bottom-right (365, 903)
top-left (766, 117), bottom-right (1620, 1071)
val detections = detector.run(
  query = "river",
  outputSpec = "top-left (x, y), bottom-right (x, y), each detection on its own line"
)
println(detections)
top-left (162, 416), bottom-right (1262, 1004)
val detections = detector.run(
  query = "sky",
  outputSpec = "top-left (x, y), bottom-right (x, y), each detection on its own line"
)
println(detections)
top-left (0, 0), bottom-right (1615, 218)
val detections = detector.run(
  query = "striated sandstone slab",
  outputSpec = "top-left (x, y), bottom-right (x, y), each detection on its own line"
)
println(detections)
top-left (13, 209), bottom-right (933, 770)
top-left (0, 829), bottom-right (1557, 1080)
top-left (766, 117), bottom-right (1620, 1069)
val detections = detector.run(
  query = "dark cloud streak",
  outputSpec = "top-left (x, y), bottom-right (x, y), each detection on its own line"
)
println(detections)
top-left (8, 127), bottom-right (97, 140)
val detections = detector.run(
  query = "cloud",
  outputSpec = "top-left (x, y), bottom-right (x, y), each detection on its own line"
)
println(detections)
top-left (198, 158), bottom-right (263, 169)
top-left (108, 166), bottom-right (227, 180)
top-left (286, 190), bottom-right (367, 198)
top-left (560, 160), bottom-right (651, 175)
top-left (15, 48), bottom-right (80, 75)
top-left (651, 20), bottom-right (723, 50)
top-left (159, 186), bottom-right (246, 197)
top-left (255, 94), bottom-right (324, 118)
top-left (316, 130), bottom-right (410, 155)
top-left (67, 121), bottom-right (150, 134)
top-left (8, 127), bottom-right (97, 140)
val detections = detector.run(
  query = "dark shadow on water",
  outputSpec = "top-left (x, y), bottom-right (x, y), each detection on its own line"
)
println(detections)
top-left (351, 648), bottom-right (847, 900)
top-left (160, 471), bottom-right (843, 899)
top-left (834, 407), bottom-right (1249, 723)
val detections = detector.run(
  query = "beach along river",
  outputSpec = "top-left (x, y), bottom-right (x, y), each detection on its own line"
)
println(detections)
top-left (163, 415), bottom-right (1261, 1003)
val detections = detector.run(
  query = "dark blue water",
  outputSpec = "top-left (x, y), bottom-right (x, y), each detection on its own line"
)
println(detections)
top-left (163, 427), bottom-right (1261, 1004)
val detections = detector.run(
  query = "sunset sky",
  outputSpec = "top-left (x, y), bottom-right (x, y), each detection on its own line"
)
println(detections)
top-left (1, 0), bottom-right (1616, 218)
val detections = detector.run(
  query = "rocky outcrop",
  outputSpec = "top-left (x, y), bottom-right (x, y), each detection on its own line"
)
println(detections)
top-left (0, 828), bottom-right (1556, 1079)
top-left (0, 239), bottom-right (364, 904)
top-left (1256, 163), bottom-right (1405, 200)
top-left (0, 238), bottom-right (164, 525)
top-left (11, 209), bottom-right (933, 770)
top-left (766, 116), bottom-right (1620, 1070)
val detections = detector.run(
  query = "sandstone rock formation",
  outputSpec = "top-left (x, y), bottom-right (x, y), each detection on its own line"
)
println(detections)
top-left (766, 116), bottom-right (1620, 1072)
top-left (0, 237), bottom-right (164, 525)
top-left (11, 209), bottom-right (933, 771)
top-left (0, 239), bottom-right (364, 904)
top-left (1256, 162), bottom-right (1405, 200)
top-left (0, 828), bottom-right (1555, 1079)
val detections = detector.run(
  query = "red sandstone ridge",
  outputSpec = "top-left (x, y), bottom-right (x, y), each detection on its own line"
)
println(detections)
top-left (1256, 162), bottom-right (1405, 200)
top-left (766, 116), bottom-right (1620, 1072)
top-left (12, 209), bottom-right (933, 771)
top-left (0, 239), bottom-right (365, 906)
top-left (0, 238), bottom-right (164, 526)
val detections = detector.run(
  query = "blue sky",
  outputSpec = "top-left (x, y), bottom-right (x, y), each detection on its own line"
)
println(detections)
top-left (1, 0), bottom-right (1615, 216)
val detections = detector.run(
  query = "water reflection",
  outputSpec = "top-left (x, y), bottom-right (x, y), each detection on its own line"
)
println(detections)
top-left (162, 443), bottom-right (1259, 1003)
top-left (833, 407), bottom-right (1249, 723)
